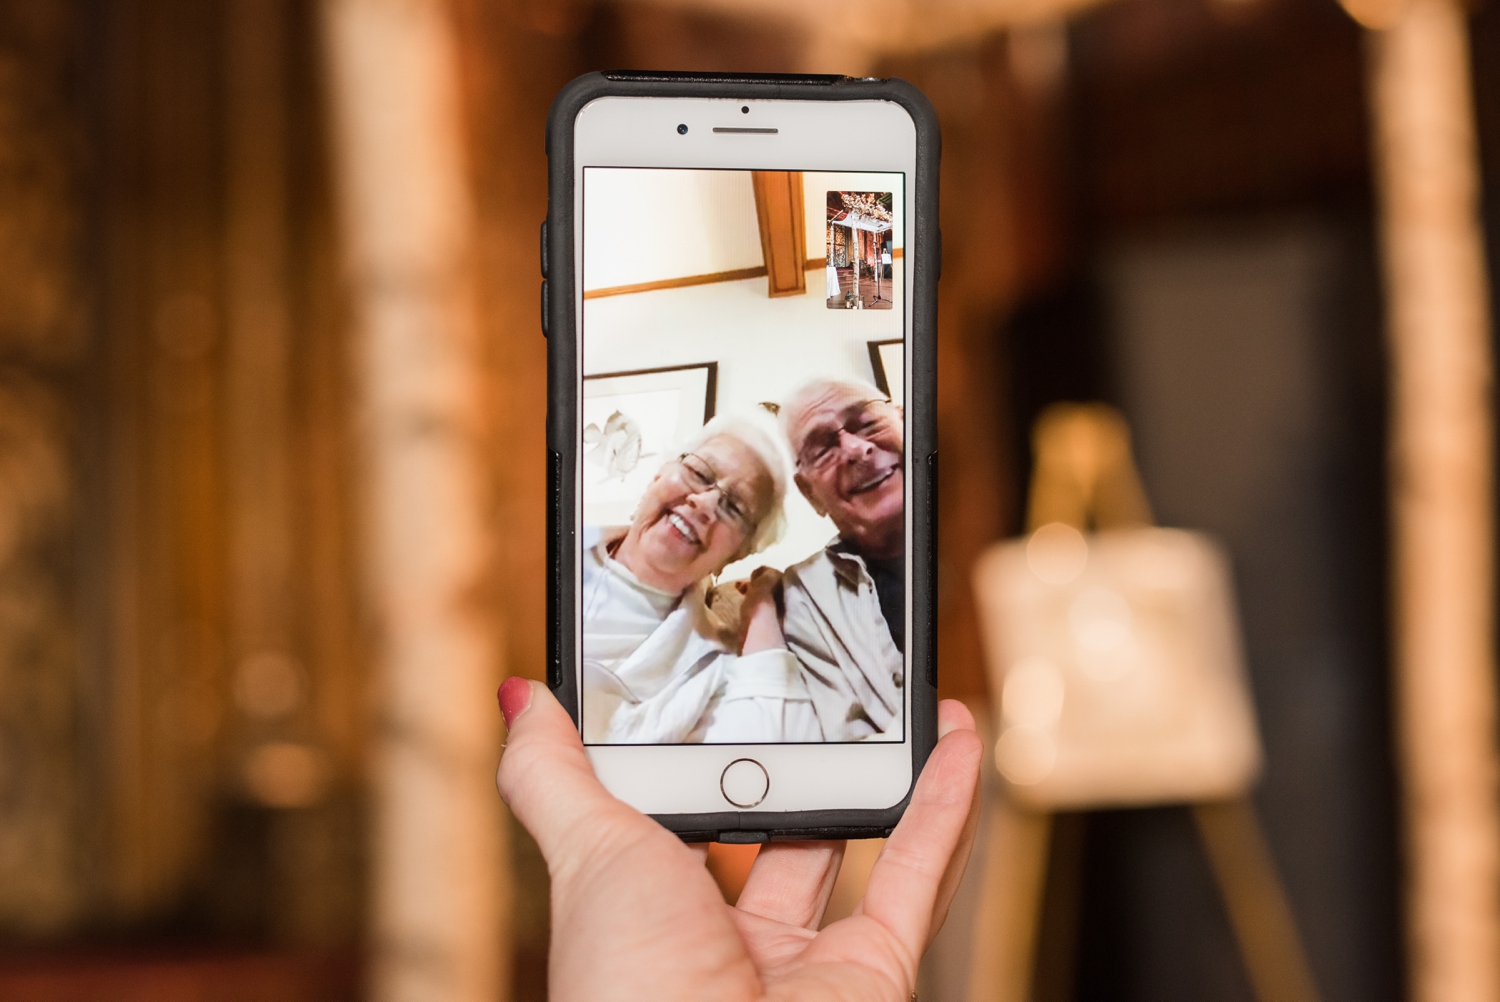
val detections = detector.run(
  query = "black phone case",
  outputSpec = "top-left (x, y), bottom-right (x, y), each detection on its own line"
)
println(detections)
top-left (544, 70), bottom-right (940, 842)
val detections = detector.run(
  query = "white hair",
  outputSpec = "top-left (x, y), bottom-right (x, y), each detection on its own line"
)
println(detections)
top-left (681, 414), bottom-right (788, 557)
top-left (780, 377), bottom-right (891, 451)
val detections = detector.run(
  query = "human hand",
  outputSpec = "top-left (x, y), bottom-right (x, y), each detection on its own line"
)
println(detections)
top-left (738, 566), bottom-right (786, 655)
top-left (495, 678), bottom-right (983, 1002)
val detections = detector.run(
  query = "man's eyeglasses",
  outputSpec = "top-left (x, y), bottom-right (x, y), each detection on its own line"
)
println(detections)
top-left (795, 400), bottom-right (890, 472)
top-left (671, 453), bottom-right (755, 532)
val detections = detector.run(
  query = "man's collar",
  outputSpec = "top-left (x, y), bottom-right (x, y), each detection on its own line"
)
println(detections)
top-left (822, 537), bottom-right (864, 588)
top-left (834, 536), bottom-right (912, 589)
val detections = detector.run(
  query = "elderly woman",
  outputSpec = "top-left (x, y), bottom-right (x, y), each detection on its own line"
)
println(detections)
top-left (582, 416), bottom-right (819, 744)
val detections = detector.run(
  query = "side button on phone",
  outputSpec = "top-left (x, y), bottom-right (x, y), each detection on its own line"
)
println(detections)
top-left (927, 450), bottom-right (938, 687)
top-left (540, 279), bottom-right (549, 338)
top-left (540, 219), bottom-right (549, 277)
top-left (720, 758), bottom-right (769, 809)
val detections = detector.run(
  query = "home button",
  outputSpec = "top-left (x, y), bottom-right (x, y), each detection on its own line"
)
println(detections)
top-left (720, 758), bottom-right (769, 809)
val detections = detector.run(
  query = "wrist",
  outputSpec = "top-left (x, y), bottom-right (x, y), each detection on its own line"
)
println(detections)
top-left (742, 607), bottom-right (786, 654)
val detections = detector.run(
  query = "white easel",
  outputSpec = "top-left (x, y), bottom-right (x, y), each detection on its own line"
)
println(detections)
top-left (968, 404), bottom-right (1322, 1002)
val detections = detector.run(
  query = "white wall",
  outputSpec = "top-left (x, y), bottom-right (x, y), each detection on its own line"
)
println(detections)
top-left (582, 169), bottom-right (906, 579)
top-left (583, 169), bottom-right (762, 291)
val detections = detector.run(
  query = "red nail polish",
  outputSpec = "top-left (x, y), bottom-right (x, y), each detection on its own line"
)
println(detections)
top-left (498, 676), bottom-right (532, 727)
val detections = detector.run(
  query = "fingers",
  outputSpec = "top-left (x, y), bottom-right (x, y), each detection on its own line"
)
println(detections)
top-left (734, 840), bottom-right (846, 930)
top-left (857, 699), bottom-right (983, 963)
top-left (928, 701), bottom-right (984, 943)
top-left (494, 679), bottom-right (654, 878)
top-left (742, 567), bottom-right (783, 605)
top-left (937, 697), bottom-right (977, 739)
top-left (750, 568), bottom-right (785, 608)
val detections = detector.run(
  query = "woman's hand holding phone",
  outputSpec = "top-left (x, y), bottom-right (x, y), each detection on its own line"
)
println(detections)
top-left (495, 678), bottom-right (982, 1002)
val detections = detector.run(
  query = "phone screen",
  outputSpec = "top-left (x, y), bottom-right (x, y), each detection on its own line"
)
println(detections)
top-left (579, 167), bottom-right (908, 747)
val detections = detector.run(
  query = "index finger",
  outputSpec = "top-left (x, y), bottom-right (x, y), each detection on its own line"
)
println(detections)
top-left (857, 700), bottom-right (984, 962)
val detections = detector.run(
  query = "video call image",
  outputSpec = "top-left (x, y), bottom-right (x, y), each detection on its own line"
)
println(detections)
top-left (825, 191), bottom-right (895, 310)
top-left (579, 167), bottom-right (907, 745)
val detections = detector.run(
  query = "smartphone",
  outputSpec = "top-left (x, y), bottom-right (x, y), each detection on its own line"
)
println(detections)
top-left (545, 72), bottom-right (938, 841)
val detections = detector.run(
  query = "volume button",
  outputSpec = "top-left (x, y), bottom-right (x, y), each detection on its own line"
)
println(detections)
top-left (540, 279), bottom-right (549, 338)
top-left (540, 219), bottom-right (549, 278)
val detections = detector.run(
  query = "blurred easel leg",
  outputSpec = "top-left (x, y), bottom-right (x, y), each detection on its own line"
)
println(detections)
top-left (1029, 813), bottom-right (1088, 1002)
top-left (822, 838), bottom-right (886, 927)
top-left (1193, 799), bottom-right (1322, 1002)
top-left (967, 792), bottom-right (1052, 1002)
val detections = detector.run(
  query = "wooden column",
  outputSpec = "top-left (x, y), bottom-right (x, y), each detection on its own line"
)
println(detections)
top-left (224, 0), bottom-right (298, 770)
top-left (320, 0), bottom-right (508, 999)
top-left (104, 0), bottom-right (232, 918)
top-left (1362, 0), bottom-right (1500, 997)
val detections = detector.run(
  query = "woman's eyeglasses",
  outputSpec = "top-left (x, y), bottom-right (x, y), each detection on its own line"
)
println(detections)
top-left (672, 453), bottom-right (754, 532)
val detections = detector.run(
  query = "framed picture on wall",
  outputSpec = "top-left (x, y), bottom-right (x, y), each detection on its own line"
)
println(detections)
top-left (868, 339), bottom-right (904, 404)
top-left (581, 362), bottom-right (718, 527)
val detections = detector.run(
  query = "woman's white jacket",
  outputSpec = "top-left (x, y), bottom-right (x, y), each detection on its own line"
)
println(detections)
top-left (581, 527), bottom-right (822, 744)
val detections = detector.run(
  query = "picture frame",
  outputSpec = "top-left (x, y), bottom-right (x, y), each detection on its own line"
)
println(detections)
top-left (581, 362), bottom-right (718, 527)
top-left (867, 339), bottom-right (904, 404)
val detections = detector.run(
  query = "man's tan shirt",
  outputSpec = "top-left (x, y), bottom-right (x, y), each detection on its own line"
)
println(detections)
top-left (781, 540), bottom-right (905, 741)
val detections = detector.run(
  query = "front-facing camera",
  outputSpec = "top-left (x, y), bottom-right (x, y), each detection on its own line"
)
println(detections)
top-left (676, 123), bottom-right (688, 134)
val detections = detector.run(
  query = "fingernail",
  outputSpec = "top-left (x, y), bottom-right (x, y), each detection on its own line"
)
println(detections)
top-left (498, 677), bottom-right (532, 727)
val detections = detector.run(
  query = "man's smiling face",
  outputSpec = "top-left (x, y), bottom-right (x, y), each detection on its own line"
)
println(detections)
top-left (787, 382), bottom-right (904, 558)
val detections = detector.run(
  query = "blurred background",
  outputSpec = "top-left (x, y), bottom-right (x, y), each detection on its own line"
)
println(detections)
top-left (2, 0), bottom-right (1499, 998)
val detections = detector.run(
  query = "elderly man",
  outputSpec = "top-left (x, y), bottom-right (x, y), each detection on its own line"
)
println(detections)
top-left (779, 378), bottom-right (905, 741)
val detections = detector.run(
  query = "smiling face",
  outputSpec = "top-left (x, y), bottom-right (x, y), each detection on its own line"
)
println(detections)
top-left (615, 434), bottom-right (775, 596)
top-left (787, 382), bottom-right (904, 558)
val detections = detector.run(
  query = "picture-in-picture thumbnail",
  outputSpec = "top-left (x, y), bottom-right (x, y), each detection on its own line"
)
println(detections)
top-left (825, 191), bottom-right (895, 310)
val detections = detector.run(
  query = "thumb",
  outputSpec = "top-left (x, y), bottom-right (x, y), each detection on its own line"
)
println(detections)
top-left (494, 679), bottom-right (653, 876)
